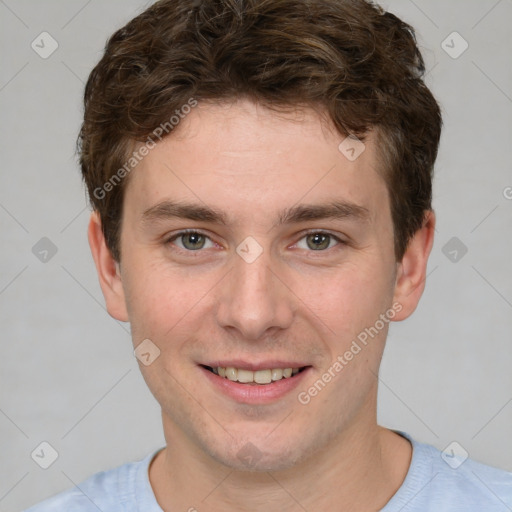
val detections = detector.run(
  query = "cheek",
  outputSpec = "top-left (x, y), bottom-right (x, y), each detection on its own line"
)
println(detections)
top-left (121, 255), bottom-right (200, 343)
top-left (294, 262), bottom-right (394, 343)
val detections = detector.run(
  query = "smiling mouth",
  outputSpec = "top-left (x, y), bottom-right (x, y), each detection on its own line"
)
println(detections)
top-left (202, 365), bottom-right (308, 385)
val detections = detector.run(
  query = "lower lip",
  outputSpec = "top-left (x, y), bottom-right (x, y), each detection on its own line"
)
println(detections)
top-left (200, 366), bottom-right (311, 404)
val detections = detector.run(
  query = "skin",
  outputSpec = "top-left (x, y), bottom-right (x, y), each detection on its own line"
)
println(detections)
top-left (89, 99), bottom-right (435, 511)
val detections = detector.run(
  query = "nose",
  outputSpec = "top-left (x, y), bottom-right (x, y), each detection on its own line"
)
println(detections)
top-left (215, 247), bottom-right (294, 341)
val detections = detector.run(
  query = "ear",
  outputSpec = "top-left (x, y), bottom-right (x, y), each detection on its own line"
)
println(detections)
top-left (88, 211), bottom-right (129, 322)
top-left (391, 210), bottom-right (435, 321)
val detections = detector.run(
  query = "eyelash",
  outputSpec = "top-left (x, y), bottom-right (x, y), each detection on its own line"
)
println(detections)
top-left (164, 229), bottom-right (345, 255)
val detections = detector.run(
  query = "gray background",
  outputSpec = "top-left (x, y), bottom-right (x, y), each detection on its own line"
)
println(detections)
top-left (1, 0), bottom-right (511, 510)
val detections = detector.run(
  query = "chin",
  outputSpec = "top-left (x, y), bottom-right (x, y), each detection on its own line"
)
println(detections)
top-left (206, 438), bottom-right (308, 472)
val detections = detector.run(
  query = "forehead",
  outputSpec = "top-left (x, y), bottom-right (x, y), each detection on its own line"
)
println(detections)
top-left (124, 99), bottom-right (388, 223)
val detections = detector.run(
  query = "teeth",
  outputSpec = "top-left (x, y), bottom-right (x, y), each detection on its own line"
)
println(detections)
top-left (271, 368), bottom-right (283, 380)
top-left (213, 366), bottom-right (301, 384)
top-left (225, 367), bottom-right (237, 381)
top-left (254, 369), bottom-right (272, 384)
top-left (237, 369), bottom-right (253, 383)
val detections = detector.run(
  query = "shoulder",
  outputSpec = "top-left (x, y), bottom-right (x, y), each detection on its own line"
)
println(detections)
top-left (427, 443), bottom-right (512, 508)
top-left (384, 432), bottom-right (512, 512)
top-left (24, 450), bottom-right (160, 512)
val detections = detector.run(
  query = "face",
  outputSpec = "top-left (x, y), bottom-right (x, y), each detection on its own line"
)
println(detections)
top-left (90, 99), bottom-right (432, 472)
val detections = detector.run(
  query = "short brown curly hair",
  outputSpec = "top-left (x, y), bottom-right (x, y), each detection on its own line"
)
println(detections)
top-left (79, 0), bottom-right (442, 262)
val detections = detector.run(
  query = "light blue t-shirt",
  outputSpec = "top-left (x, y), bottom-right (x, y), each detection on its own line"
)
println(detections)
top-left (25, 432), bottom-right (512, 511)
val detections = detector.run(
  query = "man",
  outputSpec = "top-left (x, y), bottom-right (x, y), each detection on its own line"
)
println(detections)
top-left (26, 0), bottom-right (512, 510)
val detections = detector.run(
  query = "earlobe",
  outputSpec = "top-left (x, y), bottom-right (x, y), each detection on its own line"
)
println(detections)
top-left (392, 210), bottom-right (436, 321)
top-left (87, 211), bottom-right (129, 322)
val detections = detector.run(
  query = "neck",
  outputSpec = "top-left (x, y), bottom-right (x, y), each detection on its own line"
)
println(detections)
top-left (149, 411), bottom-right (412, 511)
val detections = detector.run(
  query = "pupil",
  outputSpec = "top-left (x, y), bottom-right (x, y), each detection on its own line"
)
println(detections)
top-left (308, 233), bottom-right (329, 250)
top-left (185, 233), bottom-right (204, 250)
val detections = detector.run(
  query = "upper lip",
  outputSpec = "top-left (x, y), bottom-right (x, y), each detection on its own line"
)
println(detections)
top-left (202, 360), bottom-right (309, 371)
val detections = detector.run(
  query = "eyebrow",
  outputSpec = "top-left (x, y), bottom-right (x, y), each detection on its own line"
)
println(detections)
top-left (141, 199), bottom-right (370, 228)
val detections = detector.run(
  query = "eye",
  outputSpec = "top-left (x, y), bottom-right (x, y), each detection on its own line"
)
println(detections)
top-left (167, 230), bottom-right (216, 251)
top-left (165, 230), bottom-right (343, 254)
top-left (295, 231), bottom-right (343, 251)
